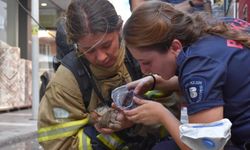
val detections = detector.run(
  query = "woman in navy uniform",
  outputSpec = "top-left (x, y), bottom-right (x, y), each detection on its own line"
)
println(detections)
top-left (129, 0), bottom-right (212, 14)
top-left (122, 1), bottom-right (250, 149)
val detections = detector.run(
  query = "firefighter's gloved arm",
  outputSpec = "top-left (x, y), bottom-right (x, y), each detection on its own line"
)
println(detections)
top-left (180, 119), bottom-right (232, 150)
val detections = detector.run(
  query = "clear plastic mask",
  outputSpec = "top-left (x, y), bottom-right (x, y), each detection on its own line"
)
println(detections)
top-left (111, 85), bottom-right (135, 110)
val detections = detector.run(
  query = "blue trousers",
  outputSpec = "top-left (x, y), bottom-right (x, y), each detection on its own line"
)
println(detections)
top-left (151, 139), bottom-right (180, 150)
top-left (151, 139), bottom-right (250, 150)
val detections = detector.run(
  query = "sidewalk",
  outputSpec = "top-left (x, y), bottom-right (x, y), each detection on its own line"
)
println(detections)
top-left (0, 108), bottom-right (38, 148)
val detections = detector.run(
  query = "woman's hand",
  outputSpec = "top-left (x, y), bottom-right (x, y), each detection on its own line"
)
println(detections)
top-left (110, 103), bottom-right (134, 130)
top-left (114, 109), bottom-right (134, 129)
top-left (126, 75), bottom-right (180, 97)
top-left (126, 75), bottom-right (155, 95)
top-left (123, 96), bottom-right (167, 126)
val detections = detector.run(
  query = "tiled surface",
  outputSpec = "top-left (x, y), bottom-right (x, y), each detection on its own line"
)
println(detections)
top-left (0, 108), bottom-right (37, 148)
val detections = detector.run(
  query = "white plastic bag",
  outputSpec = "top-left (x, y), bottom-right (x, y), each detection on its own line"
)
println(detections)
top-left (180, 118), bottom-right (232, 150)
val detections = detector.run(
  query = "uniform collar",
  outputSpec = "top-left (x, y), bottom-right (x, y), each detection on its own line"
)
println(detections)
top-left (176, 46), bottom-right (189, 75)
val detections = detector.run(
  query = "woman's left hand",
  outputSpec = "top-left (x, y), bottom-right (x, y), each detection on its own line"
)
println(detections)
top-left (123, 96), bottom-right (167, 125)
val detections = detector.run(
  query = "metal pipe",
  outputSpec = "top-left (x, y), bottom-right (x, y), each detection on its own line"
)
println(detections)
top-left (31, 0), bottom-right (39, 120)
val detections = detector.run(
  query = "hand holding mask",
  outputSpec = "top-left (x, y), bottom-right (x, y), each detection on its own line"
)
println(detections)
top-left (111, 85), bottom-right (136, 110)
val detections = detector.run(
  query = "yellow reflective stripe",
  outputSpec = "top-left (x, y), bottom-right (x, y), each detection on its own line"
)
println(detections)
top-left (97, 133), bottom-right (124, 150)
top-left (38, 130), bottom-right (76, 142)
top-left (110, 134), bottom-right (124, 146)
top-left (78, 129), bottom-right (83, 150)
top-left (38, 118), bottom-right (88, 133)
top-left (86, 136), bottom-right (92, 150)
top-left (38, 124), bottom-right (81, 138)
top-left (38, 118), bottom-right (88, 142)
top-left (78, 129), bottom-right (93, 150)
top-left (160, 125), bottom-right (168, 138)
top-left (97, 134), bottom-right (115, 150)
top-left (144, 90), bottom-right (165, 99)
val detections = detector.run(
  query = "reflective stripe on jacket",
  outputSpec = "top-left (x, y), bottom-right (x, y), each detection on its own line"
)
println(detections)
top-left (77, 129), bottom-right (93, 150)
top-left (38, 118), bottom-right (89, 142)
top-left (97, 133), bottom-right (124, 150)
top-left (38, 117), bottom-right (124, 150)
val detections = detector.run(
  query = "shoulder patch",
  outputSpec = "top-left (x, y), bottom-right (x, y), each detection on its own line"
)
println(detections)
top-left (184, 77), bottom-right (206, 104)
top-left (53, 107), bottom-right (70, 119)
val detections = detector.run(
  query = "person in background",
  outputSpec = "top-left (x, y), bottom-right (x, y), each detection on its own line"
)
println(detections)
top-left (53, 17), bottom-right (75, 72)
top-left (122, 1), bottom-right (250, 149)
top-left (129, 0), bottom-right (212, 14)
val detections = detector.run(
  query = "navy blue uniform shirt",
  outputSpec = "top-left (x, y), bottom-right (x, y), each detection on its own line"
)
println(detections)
top-left (162, 0), bottom-right (185, 4)
top-left (176, 35), bottom-right (250, 145)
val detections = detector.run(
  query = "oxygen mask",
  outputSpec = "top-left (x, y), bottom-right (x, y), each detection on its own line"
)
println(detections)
top-left (111, 85), bottom-right (136, 110)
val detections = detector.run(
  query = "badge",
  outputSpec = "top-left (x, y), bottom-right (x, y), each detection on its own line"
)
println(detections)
top-left (184, 77), bottom-right (206, 103)
top-left (53, 107), bottom-right (70, 119)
